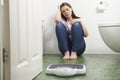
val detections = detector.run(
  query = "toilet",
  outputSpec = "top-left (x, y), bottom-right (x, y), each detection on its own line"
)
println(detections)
top-left (99, 23), bottom-right (120, 52)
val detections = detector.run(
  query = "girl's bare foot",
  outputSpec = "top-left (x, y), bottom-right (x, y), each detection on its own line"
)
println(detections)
top-left (70, 52), bottom-right (77, 60)
top-left (63, 51), bottom-right (70, 60)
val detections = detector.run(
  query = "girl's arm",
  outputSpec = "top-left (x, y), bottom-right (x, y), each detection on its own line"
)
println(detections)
top-left (79, 18), bottom-right (88, 37)
top-left (54, 6), bottom-right (62, 23)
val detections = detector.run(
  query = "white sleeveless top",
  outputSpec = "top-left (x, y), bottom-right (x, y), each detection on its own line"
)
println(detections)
top-left (62, 20), bottom-right (72, 39)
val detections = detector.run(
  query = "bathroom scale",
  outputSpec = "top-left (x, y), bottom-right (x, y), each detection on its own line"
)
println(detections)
top-left (45, 63), bottom-right (86, 77)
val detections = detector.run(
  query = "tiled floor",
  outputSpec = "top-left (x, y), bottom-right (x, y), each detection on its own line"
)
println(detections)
top-left (33, 54), bottom-right (120, 80)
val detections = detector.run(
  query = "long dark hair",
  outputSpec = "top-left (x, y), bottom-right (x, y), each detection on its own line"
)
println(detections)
top-left (60, 2), bottom-right (80, 21)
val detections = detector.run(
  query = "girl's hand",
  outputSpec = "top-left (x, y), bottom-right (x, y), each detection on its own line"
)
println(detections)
top-left (54, 5), bottom-right (62, 23)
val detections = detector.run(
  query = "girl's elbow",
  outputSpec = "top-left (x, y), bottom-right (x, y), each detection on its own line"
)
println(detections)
top-left (84, 33), bottom-right (89, 37)
top-left (54, 18), bottom-right (62, 23)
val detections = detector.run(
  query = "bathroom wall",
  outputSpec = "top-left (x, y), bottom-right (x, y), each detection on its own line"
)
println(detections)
top-left (42, 0), bottom-right (120, 54)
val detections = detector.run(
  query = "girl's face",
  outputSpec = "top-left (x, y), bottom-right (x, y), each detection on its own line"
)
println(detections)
top-left (61, 5), bottom-right (72, 19)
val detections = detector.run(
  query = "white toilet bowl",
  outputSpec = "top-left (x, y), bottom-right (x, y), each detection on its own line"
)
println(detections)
top-left (99, 24), bottom-right (120, 52)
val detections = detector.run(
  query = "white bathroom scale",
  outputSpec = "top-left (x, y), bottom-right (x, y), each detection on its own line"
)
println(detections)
top-left (45, 63), bottom-right (86, 77)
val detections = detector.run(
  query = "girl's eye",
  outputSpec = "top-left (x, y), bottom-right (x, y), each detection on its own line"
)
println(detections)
top-left (62, 10), bottom-right (65, 13)
top-left (62, 9), bottom-right (69, 13)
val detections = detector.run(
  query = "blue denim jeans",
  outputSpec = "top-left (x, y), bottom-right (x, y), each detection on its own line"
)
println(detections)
top-left (55, 22), bottom-right (86, 56)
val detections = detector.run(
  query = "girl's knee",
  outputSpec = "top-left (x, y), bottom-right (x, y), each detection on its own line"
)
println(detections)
top-left (72, 22), bottom-right (83, 32)
top-left (56, 22), bottom-right (64, 29)
top-left (72, 21), bottom-right (81, 28)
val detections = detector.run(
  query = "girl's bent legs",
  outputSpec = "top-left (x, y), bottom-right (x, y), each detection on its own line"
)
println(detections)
top-left (55, 22), bottom-right (70, 59)
top-left (71, 22), bottom-right (86, 59)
